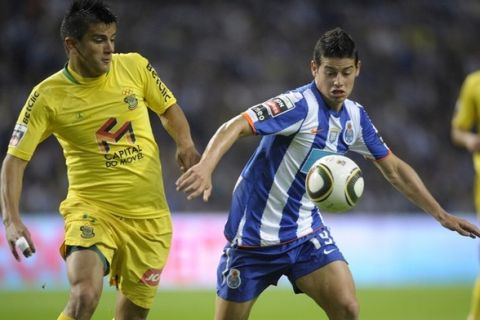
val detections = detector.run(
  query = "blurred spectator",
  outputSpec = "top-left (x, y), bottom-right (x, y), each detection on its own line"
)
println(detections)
top-left (1, 0), bottom-right (479, 214)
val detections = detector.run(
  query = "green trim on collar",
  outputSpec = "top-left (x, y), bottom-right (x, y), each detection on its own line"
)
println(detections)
top-left (63, 64), bottom-right (80, 84)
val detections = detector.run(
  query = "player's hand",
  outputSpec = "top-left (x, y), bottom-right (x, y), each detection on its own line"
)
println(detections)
top-left (4, 220), bottom-right (36, 261)
top-left (465, 135), bottom-right (480, 152)
top-left (437, 213), bottom-right (480, 238)
top-left (176, 145), bottom-right (201, 172)
top-left (176, 161), bottom-right (213, 202)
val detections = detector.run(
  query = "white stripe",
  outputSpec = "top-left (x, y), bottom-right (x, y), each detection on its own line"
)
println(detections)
top-left (232, 176), bottom-right (243, 194)
top-left (296, 194), bottom-right (316, 238)
top-left (234, 209), bottom-right (247, 246)
top-left (310, 237), bottom-right (321, 249)
top-left (221, 247), bottom-right (232, 285)
top-left (259, 89), bottom-right (319, 245)
top-left (344, 101), bottom-right (376, 157)
top-left (326, 115), bottom-right (341, 151)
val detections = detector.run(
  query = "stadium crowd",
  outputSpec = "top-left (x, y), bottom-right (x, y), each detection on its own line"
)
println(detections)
top-left (1, 0), bottom-right (480, 214)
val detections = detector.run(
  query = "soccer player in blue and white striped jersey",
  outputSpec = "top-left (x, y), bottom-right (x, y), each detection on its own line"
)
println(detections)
top-left (177, 27), bottom-right (480, 320)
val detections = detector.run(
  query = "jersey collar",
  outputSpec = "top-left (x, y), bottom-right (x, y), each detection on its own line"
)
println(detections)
top-left (62, 63), bottom-right (109, 86)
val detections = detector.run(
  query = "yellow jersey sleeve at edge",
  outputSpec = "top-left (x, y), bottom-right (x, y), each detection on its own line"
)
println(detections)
top-left (7, 147), bottom-right (32, 161)
top-left (452, 73), bottom-right (480, 130)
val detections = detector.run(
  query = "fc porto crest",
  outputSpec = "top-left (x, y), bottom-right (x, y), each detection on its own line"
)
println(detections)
top-left (342, 120), bottom-right (355, 145)
top-left (124, 94), bottom-right (138, 110)
top-left (226, 268), bottom-right (242, 289)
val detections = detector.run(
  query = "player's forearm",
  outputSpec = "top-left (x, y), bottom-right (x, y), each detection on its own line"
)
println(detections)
top-left (1, 155), bottom-right (27, 226)
top-left (200, 115), bottom-right (251, 172)
top-left (160, 104), bottom-right (195, 149)
top-left (451, 127), bottom-right (480, 152)
top-left (381, 158), bottom-right (445, 219)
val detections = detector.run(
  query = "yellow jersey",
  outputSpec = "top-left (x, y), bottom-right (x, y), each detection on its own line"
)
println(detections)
top-left (452, 71), bottom-right (480, 213)
top-left (8, 53), bottom-right (176, 218)
top-left (452, 71), bottom-right (480, 173)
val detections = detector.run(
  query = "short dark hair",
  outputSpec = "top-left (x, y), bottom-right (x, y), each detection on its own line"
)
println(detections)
top-left (313, 27), bottom-right (359, 65)
top-left (60, 0), bottom-right (117, 40)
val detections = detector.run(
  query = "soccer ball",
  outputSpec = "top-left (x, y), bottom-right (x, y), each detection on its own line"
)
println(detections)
top-left (305, 154), bottom-right (364, 213)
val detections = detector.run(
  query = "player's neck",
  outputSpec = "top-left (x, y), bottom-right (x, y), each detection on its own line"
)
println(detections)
top-left (67, 59), bottom-right (106, 79)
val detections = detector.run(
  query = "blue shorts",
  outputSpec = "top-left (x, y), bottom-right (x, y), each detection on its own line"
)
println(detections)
top-left (216, 227), bottom-right (346, 302)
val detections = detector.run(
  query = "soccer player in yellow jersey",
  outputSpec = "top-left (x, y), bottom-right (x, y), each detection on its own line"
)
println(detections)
top-left (0, 1), bottom-right (200, 319)
top-left (451, 70), bottom-right (480, 320)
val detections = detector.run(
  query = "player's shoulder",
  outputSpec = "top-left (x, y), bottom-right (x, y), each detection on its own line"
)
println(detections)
top-left (277, 89), bottom-right (304, 105)
top-left (464, 70), bottom-right (480, 87)
top-left (112, 52), bottom-right (148, 68)
top-left (280, 83), bottom-right (312, 105)
top-left (344, 98), bottom-right (366, 111)
top-left (34, 68), bottom-right (67, 95)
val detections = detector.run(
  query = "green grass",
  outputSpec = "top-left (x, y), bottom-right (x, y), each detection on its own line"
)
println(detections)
top-left (0, 286), bottom-right (472, 319)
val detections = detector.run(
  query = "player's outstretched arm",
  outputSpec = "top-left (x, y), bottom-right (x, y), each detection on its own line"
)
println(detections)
top-left (373, 152), bottom-right (480, 238)
top-left (159, 103), bottom-right (201, 172)
top-left (1, 154), bottom-right (36, 260)
top-left (176, 114), bottom-right (253, 201)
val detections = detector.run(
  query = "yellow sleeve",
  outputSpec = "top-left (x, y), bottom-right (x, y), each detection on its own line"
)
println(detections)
top-left (7, 87), bottom-right (53, 161)
top-left (134, 53), bottom-right (177, 115)
top-left (452, 73), bottom-right (479, 130)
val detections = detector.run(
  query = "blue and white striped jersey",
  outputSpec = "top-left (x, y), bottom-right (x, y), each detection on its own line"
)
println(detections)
top-left (225, 81), bottom-right (390, 247)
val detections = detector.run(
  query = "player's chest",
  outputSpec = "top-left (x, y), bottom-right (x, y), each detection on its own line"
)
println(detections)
top-left (298, 112), bottom-right (358, 149)
top-left (52, 86), bottom-right (150, 145)
top-left (57, 85), bottom-right (146, 124)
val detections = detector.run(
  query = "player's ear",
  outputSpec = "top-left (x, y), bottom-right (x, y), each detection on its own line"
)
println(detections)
top-left (310, 60), bottom-right (318, 77)
top-left (64, 37), bottom-right (77, 53)
top-left (355, 60), bottom-right (361, 77)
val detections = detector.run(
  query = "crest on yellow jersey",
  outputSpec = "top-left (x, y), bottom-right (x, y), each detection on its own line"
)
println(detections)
top-left (80, 225), bottom-right (95, 239)
top-left (124, 94), bottom-right (138, 110)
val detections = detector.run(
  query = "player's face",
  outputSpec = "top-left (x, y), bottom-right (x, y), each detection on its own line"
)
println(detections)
top-left (311, 56), bottom-right (361, 111)
top-left (68, 22), bottom-right (116, 77)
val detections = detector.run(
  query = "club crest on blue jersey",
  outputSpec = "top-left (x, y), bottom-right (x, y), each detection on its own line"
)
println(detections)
top-left (226, 268), bottom-right (242, 289)
top-left (343, 120), bottom-right (355, 145)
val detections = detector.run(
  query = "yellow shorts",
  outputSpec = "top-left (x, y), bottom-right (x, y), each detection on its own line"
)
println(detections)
top-left (60, 200), bottom-right (172, 309)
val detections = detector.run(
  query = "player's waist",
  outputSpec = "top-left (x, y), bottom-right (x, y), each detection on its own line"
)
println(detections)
top-left (63, 190), bottom-right (170, 219)
top-left (228, 225), bottom-right (327, 251)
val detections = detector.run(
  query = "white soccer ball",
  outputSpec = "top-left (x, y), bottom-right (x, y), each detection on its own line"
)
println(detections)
top-left (305, 154), bottom-right (364, 213)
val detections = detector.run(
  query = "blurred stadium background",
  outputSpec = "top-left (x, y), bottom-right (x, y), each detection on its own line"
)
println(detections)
top-left (0, 0), bottom-right (479, 319)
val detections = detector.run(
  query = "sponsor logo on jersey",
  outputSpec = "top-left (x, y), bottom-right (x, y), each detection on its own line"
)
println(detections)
top-left (103, 145), bottom-right (145, 167)
top-left (250, 95), bottom-right (295, 122)
top-left (343, 121), bottom-right (355, 145)
top-left (141, 268), bottom-right (163, 286)
top-left (226, 268), bottom-right (241, 289)
top-left (9, 123), bottom-right (27, 147)
top-left (251, 104), bottom-right (270, 121)
top-left (266, 97), bottom-right (294, 116)
top-left (146, 63), bottom-right (173, 103)
top-left (80, 225), bottom-right (95, 239)
top-left (96, 117), bottom-right (136, 153)
top-left (22, 90), bottom-right (40, 125)
top-left (96, 118), bottom-right (145, 167)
